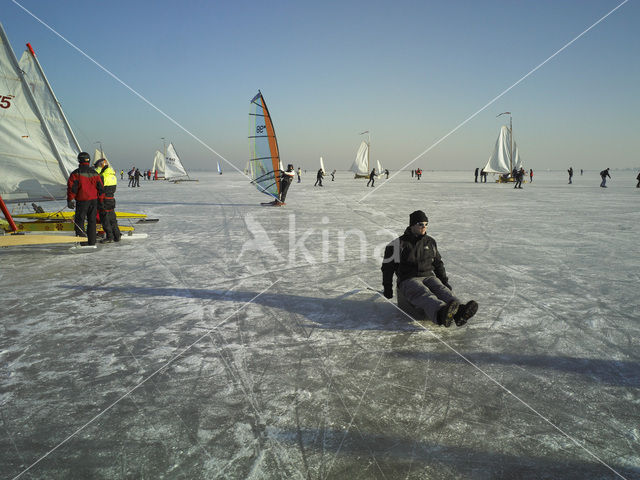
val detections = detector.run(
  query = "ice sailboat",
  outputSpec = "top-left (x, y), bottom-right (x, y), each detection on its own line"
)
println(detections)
top-left (0, 26), bottom-right (147, 245)
top-left (151, 141), bottom-right (194, 182)
top-left (483, 112), bottom-right (524, 182)
top-left (248, 90), bottom-right (285, 203)
top-left (0, 24), bottom-right (86, 245)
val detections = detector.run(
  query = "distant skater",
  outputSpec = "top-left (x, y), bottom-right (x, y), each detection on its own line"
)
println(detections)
top-left (513, 167), bottom-right (523, 189)
top-left (385, 169), bottom-right (389, 179)
top-left (331, 169), bottom-right (336, 181)
top-left (367, 168), bottom-right (376, 187)
top-left (481, 168), bottom-right (487, 182)
top-left (297, 167), bottom-right (301, 183)
top-left (314, 168), bottom-right (324, 187)
top-left (600, 168), bottom-right (611, 188)
top-left (529, 169), bottom-right (533, 183)
top-left (636, 171), bottom-right (640, 188)
top-left (411, 170), bottom-right (414, 178)
top-left (581, 169), bottom-right (583, 175)
top-left (568, 167), bottom-right (573, 184)
top-left (474, 167), bottom-right (479, 183)
top-left (415, 168), bottom-right (422, 180)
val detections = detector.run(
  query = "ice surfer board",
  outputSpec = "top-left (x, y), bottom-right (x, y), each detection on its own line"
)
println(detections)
top-left (260, 201), bottom-right (285, 206)
top-left (69, 244), bottom-right (98, 252)
top-left (120, 233), bottom-right (148, 240)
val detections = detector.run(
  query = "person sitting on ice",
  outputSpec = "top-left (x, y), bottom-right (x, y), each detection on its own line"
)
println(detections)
top-left (381, 210), bottom-right (478, 327)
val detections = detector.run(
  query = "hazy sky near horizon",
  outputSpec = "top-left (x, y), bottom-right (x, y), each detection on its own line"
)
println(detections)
top-left (2, 0), bottom-right (638, 172)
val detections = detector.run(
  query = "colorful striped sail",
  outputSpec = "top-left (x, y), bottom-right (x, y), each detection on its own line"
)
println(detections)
top-left (248, 91), bottom-right (281, 199)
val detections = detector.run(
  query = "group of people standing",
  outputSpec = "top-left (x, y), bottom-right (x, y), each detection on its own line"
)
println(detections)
top-left (474, 168), bottom-right (488, 183)
top-left (66, 152), bottom-right (120, 246)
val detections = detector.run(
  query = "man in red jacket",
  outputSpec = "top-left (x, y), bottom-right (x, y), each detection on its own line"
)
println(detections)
top-left (67, 152), bottom-right (104, 245)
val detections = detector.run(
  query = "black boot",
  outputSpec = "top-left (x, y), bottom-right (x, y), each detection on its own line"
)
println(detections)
top-left (436, 300), bottom-right (459, 327)
top-left (454, 300), bottom-right (478, 327)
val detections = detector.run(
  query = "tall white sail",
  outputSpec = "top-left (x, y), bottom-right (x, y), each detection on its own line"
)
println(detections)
top-left (152, 150), bottom-right (165, 177)
top-left (0, 24), bottom-right (78, 203)
top-left (483, 125), bottom-right (523, 174)
top-left (350, 140), bottom-right (369, 177)
top-left (320, 156), bottom-right (326, 174)
top-left (18, 45), bottom-right (80, 179)
top-left (376, 159), bottom-right (383, 177)
top-left (164, 142), bottom-right (188, 180)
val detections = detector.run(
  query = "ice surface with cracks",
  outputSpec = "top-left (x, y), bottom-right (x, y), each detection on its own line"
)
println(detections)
top-left (1, 170), bottom-right (639, 479)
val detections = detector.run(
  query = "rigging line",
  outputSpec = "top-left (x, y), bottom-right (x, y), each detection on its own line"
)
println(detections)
top-left (356, 277), bottom-right (629, 480)
top-left (10, 279), bottom-right (281, 480)
top-left (10, 0), bottom-right (251, 181)
top-left (356, 0), bottom-right (629, 204)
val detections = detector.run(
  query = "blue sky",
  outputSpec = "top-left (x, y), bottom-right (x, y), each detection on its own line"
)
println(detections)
top-left (2, 0), bottom-right (638, 172)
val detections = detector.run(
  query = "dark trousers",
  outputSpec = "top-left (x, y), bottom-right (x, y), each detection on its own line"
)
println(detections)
top-left (98, 196), bottom-right (121, 241)
top-left (74, 199), bottom-right (97, 245)
top-left (280, 180), bottom-right (292, 202)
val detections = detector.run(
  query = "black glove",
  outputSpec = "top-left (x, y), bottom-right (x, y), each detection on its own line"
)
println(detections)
top-left (443, 281), bottom-right (452, 291)
top-left (383, 285), bottom-right (393, 299)
top-left (67, 200), bottom-right (75, 209)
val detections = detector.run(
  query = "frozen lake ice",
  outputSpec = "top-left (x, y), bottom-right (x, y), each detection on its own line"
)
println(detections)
top-left (1, 169), bottom-right (639, 479)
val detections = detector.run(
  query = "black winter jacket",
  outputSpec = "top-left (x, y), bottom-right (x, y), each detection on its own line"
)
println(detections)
top-left (381, 227), bottom-right (449, 289)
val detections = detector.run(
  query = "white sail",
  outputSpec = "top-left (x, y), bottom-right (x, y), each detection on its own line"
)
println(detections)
top-left (152, 150), bottom-right (165, 177)
top-left (350, 140), bottom-right (369, 176)
top-left (94, 148), bottom-right (108, 163)
top-left (320, 156), bottom-right (326, 174)
top-left (483, 125), bottom-right (524, 174)
top-left (18, 48), bottom-right (80, 179)
top-left (217, 161), bottom-right (222, 174)
top-left (376, 159), bottom-right (383, 177)
top-left (0, 24), bottom-right (76, 203)
top-left (164, 143), bottom-right (188, 180)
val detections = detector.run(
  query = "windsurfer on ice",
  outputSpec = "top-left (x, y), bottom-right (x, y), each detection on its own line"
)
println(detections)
top-left (278, 164), bottom-right (295, 205)
top-left (381, 210), bottom-right (478, 327)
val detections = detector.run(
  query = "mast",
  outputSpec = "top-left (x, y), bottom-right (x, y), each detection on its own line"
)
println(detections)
top-left (509, 115), bottom-right (513, 174)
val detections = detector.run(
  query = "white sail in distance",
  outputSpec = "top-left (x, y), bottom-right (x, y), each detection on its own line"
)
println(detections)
top-left (350, 140), bottom-right (369, 177)
top-left (152, 150), bottom-right (165, 177)
top-left (320, 156), bottom-right (326, 174)
top-left (483, 125), bottom-right (523, 174)
top-left (164, 143), bottom-right (188, 180)
top-left (94, 148), bottom-right (108, 163)
top-left (0, 24), bottom-right (78, 203)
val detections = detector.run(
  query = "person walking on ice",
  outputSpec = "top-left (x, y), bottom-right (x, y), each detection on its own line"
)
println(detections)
top-left (381, 210), bottom-right (478, 327)
top-left (600, 168), bottom-right (611, 188)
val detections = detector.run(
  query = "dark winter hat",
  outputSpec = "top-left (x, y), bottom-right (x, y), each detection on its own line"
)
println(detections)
top-left (93, 158), bottom-right (106, 168)
top-left (409, 210), bottom-right (429, 226)
top-left (77, 151), bottom-right (90, 163)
